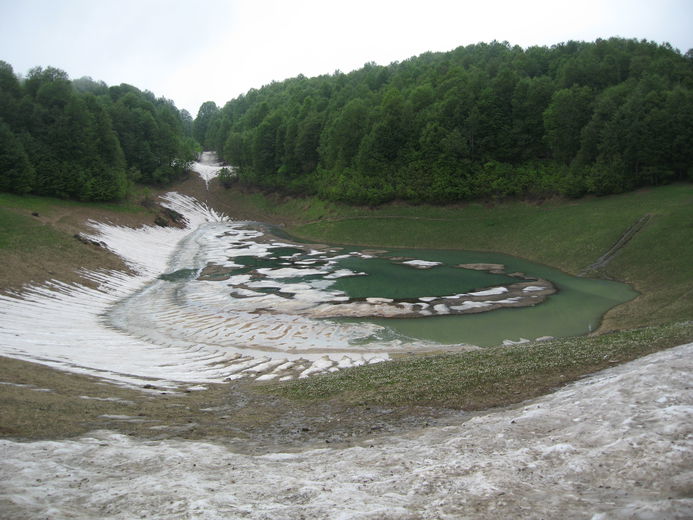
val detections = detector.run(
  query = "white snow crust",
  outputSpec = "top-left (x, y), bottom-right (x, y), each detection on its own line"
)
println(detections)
top-left (1, 190), bottom-right (444, 387)
top-left (401, 259), bottom-right (441, 269)
top-left (468, 286), bottom-right (509, 297)
top-left (190, 151), bottom-right (229, 186)
top-left (1, 343), bottom-right (691, 519)
top-left (0, 192), bottom-right (238, 387)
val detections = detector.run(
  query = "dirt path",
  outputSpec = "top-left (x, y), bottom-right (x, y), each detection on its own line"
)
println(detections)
top-left (580, 214), bottom-right (651, 277)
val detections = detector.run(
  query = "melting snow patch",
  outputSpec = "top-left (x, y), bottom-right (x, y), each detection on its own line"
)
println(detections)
top-left (401, 260), bottom-right (441, 269)
top-left (433, 304), bottom-right (450, 314)
top-left (492, 297), bottom-right (522, 304)
top-left (366, 297), bottom-right (394, 304)
top-left (468, 286), bottom-right (509, 297)
top-left (299, 356), bottom-right (335, 378)
top-left (503, 338), bottom-right (531, 346)
top-left (1, 344), bottom-right (691, 519)
top-left (523, 285), bottom-right (546, 292)
top-left (190, 152), bottom-right (230, 187)
top-left (450, 301), bottom-right (492, 312)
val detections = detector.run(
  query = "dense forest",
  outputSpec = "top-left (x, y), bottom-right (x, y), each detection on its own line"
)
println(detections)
top-left (1, 38), bottom-right (691, 205)
top-left (0, 62), bottom-right (196, 201)
top-left (196, 38), bottom-right (693, 204)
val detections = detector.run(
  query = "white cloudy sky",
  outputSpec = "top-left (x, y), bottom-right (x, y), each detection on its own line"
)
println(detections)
top-left (1, 0), bottom-right (691, 115)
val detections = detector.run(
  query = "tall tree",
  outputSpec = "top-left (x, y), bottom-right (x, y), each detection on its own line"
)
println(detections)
top-left (0, 119), bottom-right (35, 194)
top-left (193, 101), bottom-right (219, 148)
top-left (543, 86), bottom-right (594, 164)
top-left (193, 38), bottom-right (692, 205)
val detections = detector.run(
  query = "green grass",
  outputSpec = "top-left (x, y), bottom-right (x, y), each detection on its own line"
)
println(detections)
top-left (217, 189), bottom-right (366, 222)
top-left (0, 191), bottom-right (151, 289)
top-left (267, 321), bottom-right (693, 409)
top-left (289, 185), bottom-right (691, 271)
top-left (601, 194), bottom-right (693, 329)
top-left (0, 192), bottom-right (146, 215)
top-left (0, 192), bottom-right (145, 256)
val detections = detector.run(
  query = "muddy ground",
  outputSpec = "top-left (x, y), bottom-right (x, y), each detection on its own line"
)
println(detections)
top-left (0, 353), bottom-right (464, 453)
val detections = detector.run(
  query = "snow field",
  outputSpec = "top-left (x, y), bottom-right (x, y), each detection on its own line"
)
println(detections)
top-left (0, 191), bottom-right (391, 387)
top-left (1, 343), bottom-right (691, 519)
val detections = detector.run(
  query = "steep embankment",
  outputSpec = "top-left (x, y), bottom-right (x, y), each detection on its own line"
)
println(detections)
top-left (0, 193), bottom-right (180, 292)
top-left (0, 168), bottom-right (242, 293)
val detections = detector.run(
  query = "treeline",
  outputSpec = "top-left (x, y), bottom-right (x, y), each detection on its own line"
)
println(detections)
top-left (0, 62), bottom-right (197, 201)
top-left (196, 38), bottom-right (693, 205)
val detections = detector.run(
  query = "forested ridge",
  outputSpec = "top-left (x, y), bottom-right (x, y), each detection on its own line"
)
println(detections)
top-left (1, 39), bottom-right (691, 206)
top-left (196, 38), bottom-right (693, 204)
top-left (0, 62), bottom-right (196, 201)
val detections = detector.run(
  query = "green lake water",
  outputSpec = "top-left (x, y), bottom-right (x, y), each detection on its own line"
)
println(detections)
top-left (331, 256), bottom-right (517, 299)
top-left (170, 223), bottom-right (638, 349)
top-left (330, 248), bottom-right (637, 347)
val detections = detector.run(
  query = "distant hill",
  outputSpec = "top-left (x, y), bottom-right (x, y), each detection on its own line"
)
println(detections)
top-left (195, 38), bottom-right (693, 205)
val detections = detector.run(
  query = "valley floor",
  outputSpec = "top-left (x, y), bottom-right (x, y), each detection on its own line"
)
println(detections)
top-left (0, 170), bottom-right (691, 519)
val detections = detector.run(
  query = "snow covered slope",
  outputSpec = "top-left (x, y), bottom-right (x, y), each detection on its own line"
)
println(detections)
top-left (1, 343), bottom-right (691, 519)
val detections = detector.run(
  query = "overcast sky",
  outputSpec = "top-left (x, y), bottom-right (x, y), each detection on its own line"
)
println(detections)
top-left (1, 0), bottom-right (691, 115)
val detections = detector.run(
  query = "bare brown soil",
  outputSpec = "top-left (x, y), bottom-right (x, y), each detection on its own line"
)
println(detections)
top-left (0, 353), bottom-right (454, 452)
top-left (173, 176), bottom-right (291, 224)
top-left (0, 178), bottom-right (217, 292)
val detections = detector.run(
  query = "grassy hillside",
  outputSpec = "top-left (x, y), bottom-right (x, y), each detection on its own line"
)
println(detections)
top-left (0, 193), bottom-right (150, 290)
